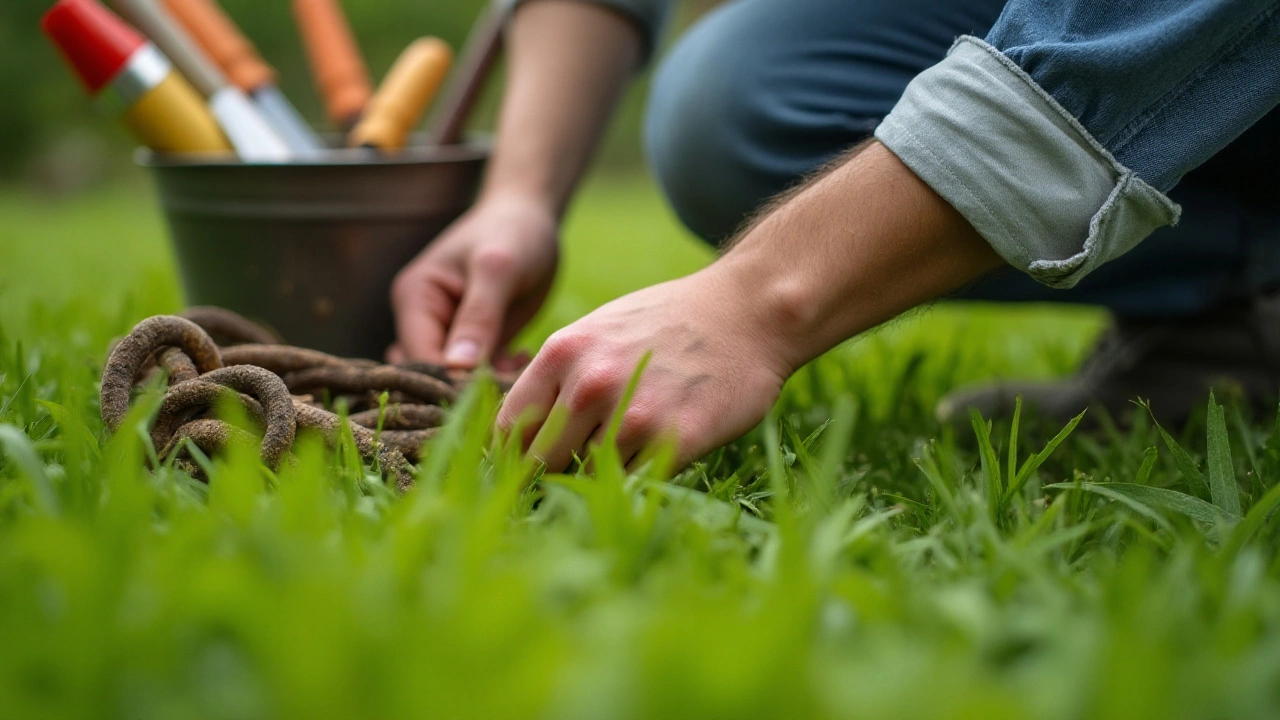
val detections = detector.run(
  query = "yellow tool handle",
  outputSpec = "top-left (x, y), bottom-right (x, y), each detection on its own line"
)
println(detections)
top-left (122, 71), bottom-right (232, 154)
top-left (349, 37), bottom-right (452, 151)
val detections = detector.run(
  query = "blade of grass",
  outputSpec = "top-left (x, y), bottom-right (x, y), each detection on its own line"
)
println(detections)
top-left (1228, 399), bottom-right (1261, 482)
top-left (1222, 479), bottom-right (1280, 558)
top-left (37, 399), bottom-right (101, 461)
top-left (969, 408), bottom-right (1002, 523)
top-left (915, 440), bottom-right (960, 523)
top-left (1005, 410), bottom-right (1086, 503)
top-left (1134, 446), bottom-right (1158, 486)
top-left (0, 423), bottom-right (58, 514)
top-left (1206, 393), bottom-right (1242, 518)
top-left (1046, 481), bottom-right (1226, 527)
top-left (1007, 395), bottom-right (1021, 493)
top-left (809, 398), bottom-right (855, 511)
top-left (1145, 400), bottom-right (1210, 497)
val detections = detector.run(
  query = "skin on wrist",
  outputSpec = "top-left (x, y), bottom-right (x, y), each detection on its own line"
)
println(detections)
top-left (714, 141), bottom-right (1005, 376)
top-left (471, 187), bottom-right (561, 225)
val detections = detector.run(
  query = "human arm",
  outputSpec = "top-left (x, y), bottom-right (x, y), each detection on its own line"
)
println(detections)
top-left (498, 0), bottom-right (1280, 469)
top-left (389, 0), bottom-right (645, 366)
top-left (497, 142), bottom-right (1004, 469)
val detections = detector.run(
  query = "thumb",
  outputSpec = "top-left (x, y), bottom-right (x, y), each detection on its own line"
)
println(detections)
top-left (443, 250), bottom-right (519, 368)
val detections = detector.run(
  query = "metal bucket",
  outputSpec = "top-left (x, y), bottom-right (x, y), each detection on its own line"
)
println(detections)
top-left (141, 142), bottom-right (487, 359)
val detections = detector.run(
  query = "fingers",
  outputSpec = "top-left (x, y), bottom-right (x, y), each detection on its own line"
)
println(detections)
top-left (498, 334), bottom-right (607, 469)
top-left (586, 401), bottom-right (665, 470)
top-left (496, 354), bottom-right (562, 450)
top-left (443, 248), bottom-right (521, 369)
top-left (390, 266), bottom-right (460, 364)
top-left (503, 359), bottom-right (637, 472)
top-left (530, 403), bottom-right (600, 472)
top-left (497, 328), bottom-right (678, 474)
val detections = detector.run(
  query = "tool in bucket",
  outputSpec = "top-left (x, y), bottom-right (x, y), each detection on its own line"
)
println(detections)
top-left (42, 0), bottom-right (231, 154)
top-left (110, 0), bottom-right (292, 161)
top-left (159, 0), bottom-right (325, 156)
top-left (292, 0), bottom-right (372, 131)
top-left (350, 37), bottom-right (453, 152)
top-left (44, 0), bottom-right (509, 157)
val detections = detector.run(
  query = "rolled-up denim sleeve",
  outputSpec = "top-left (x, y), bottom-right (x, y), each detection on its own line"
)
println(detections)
top-left (874, 1), bottom-right (1280, 288)
top-left (516, 0), bottom-right (674, 61)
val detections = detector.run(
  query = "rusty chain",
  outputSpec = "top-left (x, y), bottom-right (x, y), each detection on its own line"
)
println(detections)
top-left (99, 307), bottom-right (513, 492)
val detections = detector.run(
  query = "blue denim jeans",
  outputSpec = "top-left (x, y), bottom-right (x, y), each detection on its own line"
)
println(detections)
top-left (643, 0), bottom-right (1280, 318)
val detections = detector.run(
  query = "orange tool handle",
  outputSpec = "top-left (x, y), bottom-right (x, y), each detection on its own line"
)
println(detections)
top-left (292, 0), bottom-right (371, 127)
top-left (349, 37), bottom-right (452, 151)
top-left (160, 0), bottom-right (274, 92)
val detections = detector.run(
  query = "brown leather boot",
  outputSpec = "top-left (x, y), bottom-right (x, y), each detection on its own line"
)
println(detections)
top-left (935, 294), bottom-right (1280, 425)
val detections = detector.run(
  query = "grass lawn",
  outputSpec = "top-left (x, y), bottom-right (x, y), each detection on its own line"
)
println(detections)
top-left (3, 171), bottom-right (1280, 719)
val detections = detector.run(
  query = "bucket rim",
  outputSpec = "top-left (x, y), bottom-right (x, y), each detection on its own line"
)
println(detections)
top-left (136, 138), bottom-right (490, 169)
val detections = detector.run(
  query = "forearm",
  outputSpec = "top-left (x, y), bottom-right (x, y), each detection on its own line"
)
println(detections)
top-left (481, 0), bottom-right (643, 216)
top-left (716, 141), bottom-right (1004, 375)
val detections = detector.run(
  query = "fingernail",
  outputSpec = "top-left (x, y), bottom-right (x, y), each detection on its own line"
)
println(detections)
top-left (445, 339), bottom-right (479, 366)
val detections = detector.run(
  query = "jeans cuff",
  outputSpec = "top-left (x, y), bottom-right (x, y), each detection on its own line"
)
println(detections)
top-left (874, 36), bottom-right (1182, 289)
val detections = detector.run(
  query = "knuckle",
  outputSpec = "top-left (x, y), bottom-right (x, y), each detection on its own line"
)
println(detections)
top-left (389, 269), bottom-right (416, 305)
top-left (567, 367), bottom-right (617, 412)
top-left (391, 265), bottom-right (449, 305)
top-left (472, 246), bottom-right (519, 277)
top-left (540, 331), bottom-right (590, 367)
top-left (617, 406), bottom-right (659, 445)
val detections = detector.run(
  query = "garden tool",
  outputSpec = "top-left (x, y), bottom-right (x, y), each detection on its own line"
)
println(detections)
top-left (160, 0), bottom-right (324, 155)
top-left (293, 0), bottom-right (372, 130)
top-left (349, 37), bottom-right (453, 152)
top-left (42, 0), bottom-right (231, 155)
top-left (111, 0), bottom-right (292, 161)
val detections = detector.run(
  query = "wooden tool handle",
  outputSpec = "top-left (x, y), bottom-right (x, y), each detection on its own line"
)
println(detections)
top-left (427, 0), bottom-right (513, 145)
top-left (160, 0), bottom-right (274, 92)
top-left (292, 0), bottom-right (371, 127)
top-left (349, 37), bottom-right (452, 151)
top-left (349, 38), bottom-right (451, 151)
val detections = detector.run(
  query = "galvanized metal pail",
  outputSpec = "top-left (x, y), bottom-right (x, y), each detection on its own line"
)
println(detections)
top-left (140, 143), bottom-right (487, 359)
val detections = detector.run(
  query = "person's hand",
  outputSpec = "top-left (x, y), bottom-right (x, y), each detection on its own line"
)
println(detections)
top-left (389, 194), bottom-right (559, 368)
top-left (496, 264), bottom-right (794, 470)
top-left (493, 140), bottom-right (1005, 472)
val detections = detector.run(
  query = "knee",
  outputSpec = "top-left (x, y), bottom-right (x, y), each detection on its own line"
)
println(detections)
top-left (644, 9), bottom-right (781, 243)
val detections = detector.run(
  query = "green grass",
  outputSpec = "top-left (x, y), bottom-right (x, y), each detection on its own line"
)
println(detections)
top-left (4, 173), bottom-right (1280, 719)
